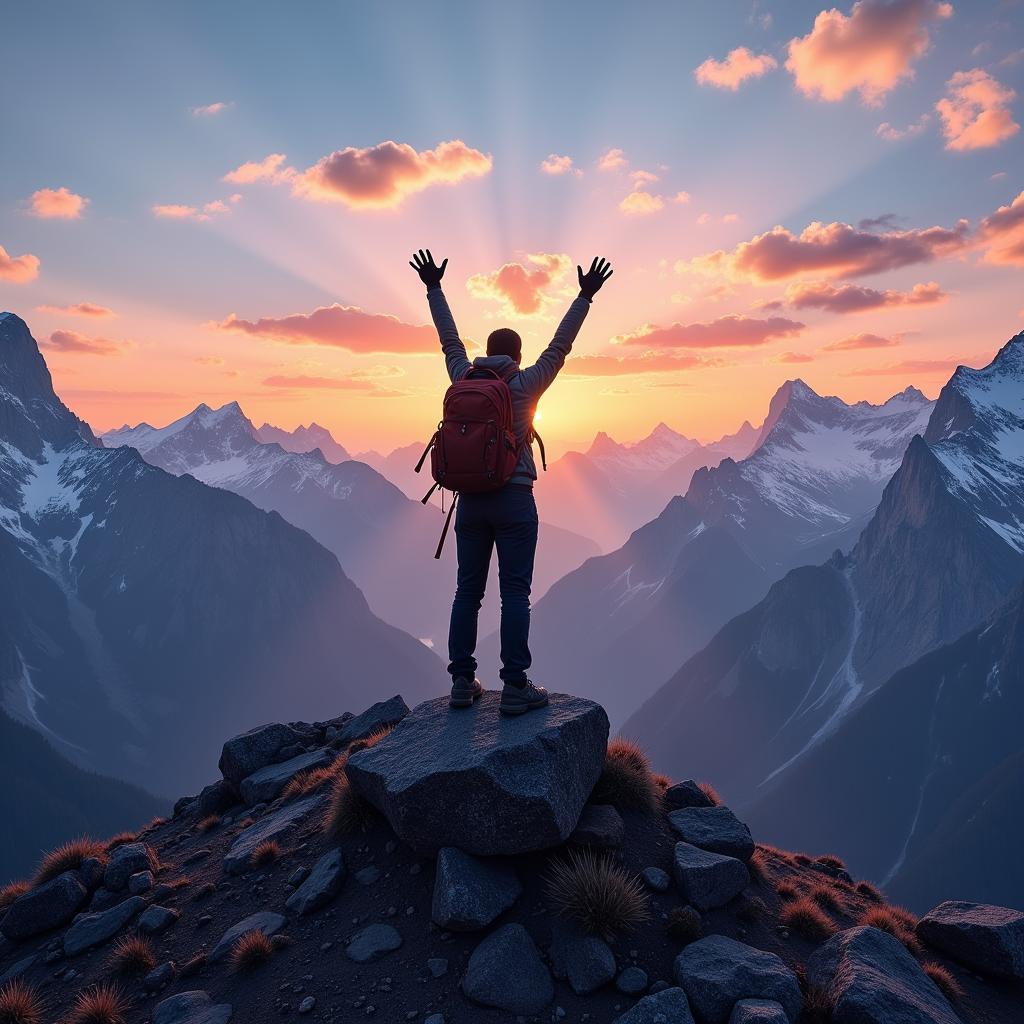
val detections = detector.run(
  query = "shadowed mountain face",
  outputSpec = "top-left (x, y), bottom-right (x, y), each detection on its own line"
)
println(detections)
top-left (254, 421), bottom-right (350, 464)
top-left (0, 313), bottom-right (442, 794)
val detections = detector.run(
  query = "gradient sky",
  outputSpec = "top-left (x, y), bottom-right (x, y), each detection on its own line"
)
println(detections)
top-left (1, 0), bottom-right (1022, 453)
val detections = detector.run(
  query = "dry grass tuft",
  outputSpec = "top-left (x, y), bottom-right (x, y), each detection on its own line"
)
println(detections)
top-left (793, 853), bottom-right (812, 866)
top-left (543, 848), bottom-right (649, 940)
top-left (0, 979), bottom-right (44, 1024)
top-left (107, 934), bottom-right (156, 976)
top-left (590, 738), bottom-right (660, 813)
top-left (924, 963), bottom-right (963, 1003)
top-left (0, 881), bottom-right (29, 910)
top-left (747, 848), bottom-right (772, 881)
top-left (230, 930), bottom-right (274, 971)
top-left (33, 837), bottom-right (106, 885)
top-left (178, 953), bottom-right (206, 978)
top-left (282, 757), bottom-right (346, 800)
top-left (809, 883), bottom-right (842, 912)
top-left (141, 817), bottom-right (168, 832)
top-left (64, 982), bottom-right (129, 1024)
top-left (781, 896), bottom-right (837, 942)
top-left (855, 880), bottom-right (883, 902)
top-left (651, 772), bottom-right (673, 792)
top-left (697, 781), bottom-right (721, 806)
top-left (195, 815), bottom-right (220, 833)
top-left (858, 905), bottom-right (922, 957)
top-left (816, 853), bottom-right (846, 871)
top-left (799, 985), bottom-right (835, 1023)
top-left (103, 832), bottom-right (137, 852)
top-left (666, 905), bottom-right (703, 944)
top-left (776, 880), bottom-right (800, 902)
top-left (250, 841), bottom-right (281, 867)
top-left (347, 724), bottom-right (395, 755)
top-left (324, 772), bottom-right (377, 836)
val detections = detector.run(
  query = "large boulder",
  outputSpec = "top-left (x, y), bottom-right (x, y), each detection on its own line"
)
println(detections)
top-left (729, 1000), bottom-right (789, 1023)
top-left (462, 923), bottom-right (553, 1014)
top-left (335, 695), bottom-right (410, 746)
top-left (673, 842), bottom-right (749, 910)
top-left (431, 848), bottom-right (521, 931)
top-left (347, 692), bottom-right (609, 855)
top-left (239, 747), bottom-right (335, 806)
top-left (222, 794), bottom-right (325, 874)
top-left (209, 911), bottom-right (286, 962)
top-left (668, 807), bottom-right (754, 862)
top-left (613, 987), bottom-right (695, 1024)
top-left (807, 926), bottom-right (959, 1024)
top-left (154, 991), bottom-right (233, 1024)
top-left (219, 722), bottom-right (304, 787)
top-left (674, 935), bottom-right (803, 1024)
top-left (64, 896), bottom-right (145, 955)
top-left (0, 872), bottom-right (88, 941)
top-left (916, 901), bottom-right (1024, 980)
top-left (104, 843), bottom-right (155, 891)
top-left (286, 848), bottom-right (346, 915)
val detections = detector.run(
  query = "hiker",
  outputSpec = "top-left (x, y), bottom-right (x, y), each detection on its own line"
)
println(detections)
top-left (410, 249), bottom-right (613, 715)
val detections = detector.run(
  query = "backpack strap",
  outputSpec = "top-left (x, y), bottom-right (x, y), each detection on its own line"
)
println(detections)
top-left (414, 430), bottom-right (438, 474)
top-left (531, 428), bottom-right (548, 472)
top-left (434, 492), bottom-right (458, 559)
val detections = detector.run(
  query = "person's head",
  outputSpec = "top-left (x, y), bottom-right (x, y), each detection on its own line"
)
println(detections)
top-left (486, 327), bottom-right (522, 363)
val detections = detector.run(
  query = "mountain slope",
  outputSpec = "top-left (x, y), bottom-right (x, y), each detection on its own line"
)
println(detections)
top-left (254, 420), bottom-right (350, 463)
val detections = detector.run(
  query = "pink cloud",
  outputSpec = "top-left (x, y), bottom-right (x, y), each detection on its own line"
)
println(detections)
top-left (29, 187), bottom-right (88, 219)
top-left (191, 101), bottom-right (232, 116)
top-left (466, 253), bottom-right (572, 316)
top-left (42, 329), bottom-right (128, 355)
top-left (223, 153), bottom-right (292, 185)
top-left (785, 279), bottom-right (946, 312)
top-left (786, 0), bottom-right (952, 105)
top-left (262, 374), bottom-right (403, 396)
top-left (695, 47), bottom-right (778, 90)
top-left (540, 154), bottom-right (581, 177)
top-left (152, 196), bottom-right (241, 221)
top-left (876, 113), bottom-right (930, 140)
top-left (213, 305), bottom-right (436, 353)
top-left (822, 331), bottom-right (899, 351)
top-left (617, 314), bottom-right (805, 348)
top-left (620, 190), bottom-right (665, 215)
top-left (597, 148), bottom-right (628, 171)
top-left (0, 244), bottom-right (41, 283)
top-left (562, 351), bottom-right (724, 376)
top-left (773, 351), bottom-right (816, 364)
top-left (36, 302), bottom-right (116, 318)
top-left (295, 139), bottom-right (492, 209)
top-left (977, 190), bottom-right (1024, 267)
top-left (936, 69), bottom-right (1020, 151)
top-left (842, 355), bottom-right (987, 376)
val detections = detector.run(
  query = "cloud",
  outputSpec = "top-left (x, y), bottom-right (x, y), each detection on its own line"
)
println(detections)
top-left (977, 190), bottom-right (1024, 267)
top-left (41, 329), bottom-right (128, 356)
top-left (597, 148), bottom-right (628, 171)
top-left (191, 101), bottom-right (232, 116)
top-left (617, 314), bottom-right (805, 348)
top-left (195, 356), bottom-right (225, 366)
top-left (936, 69), bottom-right (1020, 151)
top-left (213, 304), bottom-right (436, 353)
top-left (822, 331), bottom-right (899, 351)
top-left (785, 0), bottom-right (952, 105)
top-left (223, 153), bottom-right (293, 185)
top-left (466, 253), bottom-right (572, 316)
top-left (540, 154), bottom-right (581, 177)
top-left (784, 279), bottom-right (946, 312)
top-left (36, 302), bottom-right (116, 318)
top-left (262, 374), bottom-right (403, 396)
top-left (842, 355), bottom-right (980, 376)
top-left (683, 218), bottom-right (970, 282)
top-left (29, 187), bottom-right (88, 219)
top-left (876, 113), bottom-right (930, 140)
top-left (0, 244), bottom-right (40, 283)
top-left (561, 351), bottom-right (724, 376)
top-left (152, 195), bottom-right (241, 221)
top-left (620, 190), bottom-right (665, 215)
top-left (294, 139), bottom-right (492, 209)
top-left (695, 47), bottom-right (778, 90)
top-left (773, 351), bottom-right (816, 364)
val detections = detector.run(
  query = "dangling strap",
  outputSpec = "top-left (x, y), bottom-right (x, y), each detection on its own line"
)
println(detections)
top-left (434, 492), bottom-right (458, 559)
top-left (532, 428), bottom-right (548, 472)
top-left (421, 481), bottom-right (440, 504)
top-left (414, 431), bottom-right (437, 474)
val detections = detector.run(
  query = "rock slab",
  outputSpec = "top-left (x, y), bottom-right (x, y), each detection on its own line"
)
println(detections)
top-left (613, 987), bottom-right (696, 1024)
top-left (807, 926), bottom-right (962, 1024)
top-left (219, 722), bottom-right (304, 787)
top-left (673, 842), bottom-right (750, 910)
top-left (239, 747), bottom-right (335, 806)
top-left (63, 895), bottom-right (145, 955)
top-left (335, 695), bottom-right (410, 745)
top-left (431, 848), bottom-right (521, 931)
top-left (917, 900), bottom-right (1024, 980)
top-left (0, 872), bottom-right (88, 941)
top-left (462, 923), bottom-right (554, 1014)
top-left (668, 806), bottom-right (754, 861)
top-left (675, 935), bottom-right (803, 1024)
top-left (346, 923), bottom-right (402, 963)
top-left (154, 990), bottom-right (233, 1024)
top-left (548, 920), bottom-right (617, 996)
top-left (347, 692), bottom-right (609, 855)
top-left (222, 794), bottom-right (325, 874)
top-left (209, 911), bottom-right (286, 962)
top-left (570, 804), bottom-right (625, 848)
top-left (286, 847), bottom-right (345, 915)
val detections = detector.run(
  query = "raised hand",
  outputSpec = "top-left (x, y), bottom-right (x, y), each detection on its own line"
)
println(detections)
top-left (410, 249), bottom-right (448, 289)
top-left (578, 256), bottom-right (613, 299)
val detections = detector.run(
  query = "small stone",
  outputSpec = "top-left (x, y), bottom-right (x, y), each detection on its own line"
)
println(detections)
top-left (298, 996), bottom-right (316, 1014)
top-left (346, 924), bottom-right (402, 963)
top-left (462, 923), bottom-right (554, 1014)
top-left (153, 990), bottom-right (233, 1024)
top-left (616, 966), bottom-right (648, 994)
top-left (144, 962), bottom-right (176, 991)
top-left (210, 911), bottom-right (286, 961)
top-left (78, 857), bottom-right (105, 890)
top-left (129, 870), bottom-right (154, 895)
top-left (431, 848), bottom-right (522, 931)
top-left (356, 866), bottom-right (381, 885)
top-left (672, 842), bottom-right (749, 910)
top-left (667, 806), bottom-right (754, 862)
top-left (138, 905), bottom-right (179, 935)
top-left (641, 867), bottom-right (670, 892)
top-left (427, 957), bottom-right (448, 978)
top-left (612, 987), bottom-right (695, 1024)
top-left (424, 1016), bottom-right (444, 1024)
top-left (662, 780), bottom-right (714, 810)
top-left (288, 867), bottom-right (310, 888)
top-left (286, 848), bottom-right (346, 915)
top-left (569, 804), bottom-right (625, 848)
top-left (104, 843), bottom-right (154, 891)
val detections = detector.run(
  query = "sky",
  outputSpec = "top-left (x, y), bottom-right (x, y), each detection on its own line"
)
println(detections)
top-left (1, 0), bottom-right (1022, 454)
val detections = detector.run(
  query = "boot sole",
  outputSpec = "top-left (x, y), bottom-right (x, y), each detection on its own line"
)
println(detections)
top-left (449, 689), bottom-right (484, 709)
top-left (499, 697), bottom-right (549, 716)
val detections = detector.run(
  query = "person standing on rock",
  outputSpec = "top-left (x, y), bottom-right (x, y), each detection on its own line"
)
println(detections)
top-left (411, 249), bottom-right (613, 715)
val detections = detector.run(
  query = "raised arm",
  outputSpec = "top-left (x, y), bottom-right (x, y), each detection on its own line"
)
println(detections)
top-left (519, 256), bottom-right (613, 397)
top-left (410, 249), bottom-right (470, 383)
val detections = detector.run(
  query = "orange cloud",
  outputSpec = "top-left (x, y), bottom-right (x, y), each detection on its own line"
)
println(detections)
top-left (936, 69), bottom-right (1020, 151)
top-left (977, 191), bottom-right (1024, 267)
top-left (42, 329), bottom-right (128, 355)
top-left (262, 374), bottom-right (403, 396)
top-left (223, 153), bottom-right (292, 185)
top-left (295, 139), bottom-right (492, 209)
top-left (597, 148), bottom-right (628, 171)
top-left (786, 0), bottom-right (952, 105)
top-left (36, 302), bottom-right (116, 318)
top-left (822, 331), bottom-right (899, 351)
top-left (843, 355), bottom-right (985, 376)
top-left (540, 154), bottom-right (581, 177)
top-left (876, 113), bottom-right (930, 140)
top-left (617, 315), bottom-right (805, 348)
top-left (695, 47), bottom-right (778, 90)
top-left (562, 351), bottom-right (724, 376)
top-left (773, 351), bottom-right (815, 364)
top-left (213, 305), bottom-right (436, 353)
top-left (191, 101), bottom-right (232, 116)
top-left (785, 279), bottom-right (946, 312)
top-left (0, 244), bottom-right (40, 283)
top-left (152, 196), bottom-right (241, 221)
top-left (29, 187), bottom-right (88, 219)
top-left (466, 253), bottom-right (572, 316)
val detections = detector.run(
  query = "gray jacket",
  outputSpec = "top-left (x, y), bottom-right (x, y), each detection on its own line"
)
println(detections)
top-left (427, 285), bottom-right (591, 486)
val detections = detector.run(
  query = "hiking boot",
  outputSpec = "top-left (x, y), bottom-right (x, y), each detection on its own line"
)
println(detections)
top-left (449, 676), bottom-right (484, 708)
top-left (499, 679), bottom-right (549, 716)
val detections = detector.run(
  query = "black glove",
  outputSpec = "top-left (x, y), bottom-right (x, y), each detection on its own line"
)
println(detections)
top-left (409, 249), bottom-right (448, 290)
top-left (577, 256), bottom-right (613, 300)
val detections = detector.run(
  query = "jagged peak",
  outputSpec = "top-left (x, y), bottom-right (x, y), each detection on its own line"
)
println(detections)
top-left (586, 430), bottom-right (622, 457)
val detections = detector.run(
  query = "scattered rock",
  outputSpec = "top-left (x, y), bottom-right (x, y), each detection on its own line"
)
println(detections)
top-left (144, 961), bottom-right (176, 991)
top-left (138, 905), bottom-right (179, 935)
top-left (286, 847), bottom-right (346, 915)
top-left (335, 695), bottom-right (410, 746)
top-left (462, 923), bottom-right (554, 1014)
top-left (347, 692), bottom-right (609, 855)
top-left (424, 1015), bottom-right (445, 1024)
top-left (427, 957), bottom-right (449, 978)
top-left (88, 886), bottom-right (120, 911)
top-left (674, 935), bottom-right (802, 1024)
top-left (104, 843), bottom-right (154, 891)
top-left (613, 987), bottom-right (695, 1024)
top-left (673, 842), bottom-right (750, 910)
top-left (355, 866), bottom-right (381, 886)
top-left (431, 848), bottom-right (522, 931)
top-left (288, 866), bottom-right (310, 888)
top-left (663, 780), bottom-right (715, 811)
top-left (641, 867), bottom-right (670, 892)
top-left (0, 955), bottom-right (38, 984)
top-left (63, 896), bottom-right (145, 955)
top-left (729, 999), bottom-right (790, 1023)
top-left (78, 857), bottom-right (105, 890)
top-left (239, 747), bottom-right (335, 806)
top-left (153, 990), bottom-right (233, 1024)
top-left (668, 806), bottom-right (754, 862)
top-left (222, 794), bottom-right (325, 874)
top-left (129, 870), bottom-right (154, 895)
top-left (917, 900), bottom-right (1024, 980)
top-left (616, 966), bottom-right (648, 994)
top-left (570, 804), bottom-right (625, 848)
top-left (807, 926), bottom-right (961, 1024)
top-left (196, 779), bottom-right (235, 817)
top-left (219, 722), bottom-right (304, 787)
top-left (209, 911), bottom-right (286, 962)
top-left (0, 872), bottom-right (88, 941)
top-left (298, 996), bottom-right (316, 1014)
top-left (346, 923), bottom-right (402, 963)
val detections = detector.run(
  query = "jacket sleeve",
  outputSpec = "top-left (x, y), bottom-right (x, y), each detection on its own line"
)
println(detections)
top-left (517, 294), bottom-right (592, 397)
top-left (427, 285), bottom-right (472, 383)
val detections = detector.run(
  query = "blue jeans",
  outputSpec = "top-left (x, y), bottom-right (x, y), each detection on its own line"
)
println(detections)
top-left (448, 485), bottom-right (538, 685)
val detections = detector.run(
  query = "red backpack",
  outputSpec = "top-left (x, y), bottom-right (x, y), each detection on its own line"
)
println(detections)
top-left (415, 368), bottom-right (545, 557)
